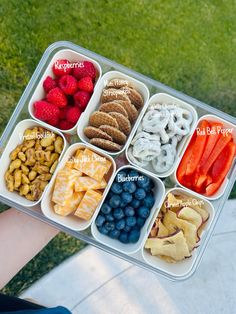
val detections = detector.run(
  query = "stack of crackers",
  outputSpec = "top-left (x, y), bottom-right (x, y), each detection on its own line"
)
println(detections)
top-left (84, 78), bottom-right (144, 152)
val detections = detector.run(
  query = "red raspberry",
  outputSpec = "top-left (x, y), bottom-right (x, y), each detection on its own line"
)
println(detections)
top-left (52, 59), bottom-right (72, 76)
top-left (47, 87), bottom-right (68, 108)
top-left (74, 91), bottom-right (91, 111)
top-left (66, 106), bottom-right (82, 124)
top-left (77, 76), bottom-right (94, 93)
top-left (34, 101), bottom-right (60, 122)
top-left (43, 76), bottom-right (57, 93)
top-left (59, 75), bottom-right (78, 95)
top-left (73, 61), bottom-right (97, 81)
top-left (58, 106), bottom-right (70, 120)
top-left (47, 115), bottom-right (60, 127)
top-left (58, 120), bottom-right (75, 130)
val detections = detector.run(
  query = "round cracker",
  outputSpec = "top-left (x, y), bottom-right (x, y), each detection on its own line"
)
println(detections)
top-left (99, 125), bottom-right (127, 145)
top-left (90, 138), bottom-right (121, 152)
top-left (89, 111), bottom-right (119, 128)
top-left (84, 126), bottom-right (113, 141)
top-left (109, 112), bottom-right (132, 135)
top-left (99, 102), bottom-right (129, 118)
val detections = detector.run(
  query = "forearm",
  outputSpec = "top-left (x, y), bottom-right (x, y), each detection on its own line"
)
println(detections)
top-left (0, 208), bottom-right (59, 289)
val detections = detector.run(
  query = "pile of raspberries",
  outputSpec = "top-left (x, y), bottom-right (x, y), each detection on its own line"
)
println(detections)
top-left (33, 59), bottom-right (97, 130)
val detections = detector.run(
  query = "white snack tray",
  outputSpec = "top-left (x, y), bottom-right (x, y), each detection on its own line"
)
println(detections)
top-left (142, 187), bottom-right (215, 278)
top-left (78, 70), bottom-right (150, 156)
top-left (0, 41), bottom-right (235, 281)
top-left (0, 119), bottom-right (67, 207)
top-left (42, 143), bottom-right (116, 231)
top-left (125, 93), bottom-right (198, 178)
top-left (174, 114), bottom-right (236, 200)
top-left (28, 49), bottom-right (102, 135)
top-left (91, 165), bottom-right (165, 255)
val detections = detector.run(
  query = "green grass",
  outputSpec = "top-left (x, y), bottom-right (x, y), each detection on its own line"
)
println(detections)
top-left (0, 0), bottom-right (236, 295)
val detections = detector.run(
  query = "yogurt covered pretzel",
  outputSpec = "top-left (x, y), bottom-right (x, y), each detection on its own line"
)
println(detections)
top-left (168, 107), bottom-right (193, 136)
top-left (132, 138), bottom-right (161, 162)
top-left (127, 147), bottom-right (149, 168)
top-left (152, 144), bottom-right (176, 173)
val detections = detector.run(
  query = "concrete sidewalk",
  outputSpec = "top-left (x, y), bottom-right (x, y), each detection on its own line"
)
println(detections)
top-left (21, 199), bottom-right (236, 314)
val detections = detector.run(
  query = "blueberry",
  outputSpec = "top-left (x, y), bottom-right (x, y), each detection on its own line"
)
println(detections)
top-left (113, 208), bottom-right (125, 220)
top-left (95, 215), bottom-right (106, 227)
top-left (128, 229), bottom-right (140, 243)
top-left (137, 206), bottom-right (150, 218)
top-left (119, 232), bottom-right (129, 243)
top-left (109, 229), bottom-right (120, 239)
top-left (150, 180), bottom-right (155, 189)
top-left (142, 193), bottom-right (155, 208)
top-left (134, 188), bottom-right (146, 200)
top-left (128, 169), bottom-right (139, 178)
top-left (101, 203), bottom-right (112, 215)
top-left (137, 175), bottom-right (151, 189)
top-left (126, 216), bottom-right (137, 227)
top-left (130, 199), bottom-right (140, 209)
top-left (116, 218), bottom-right (126, 230)
top-left (143, 184), bottom-right (151, 192)
top-left (106, 190), bottom-right (114, 200)
top-left (104, 221), bottom-right (115, 231)
top-left (133, 224), bottom-right (141, 231)
top-left (105, 213), bottom-right (115, 222)
top-left (121, 191), bottom-right (133, 203)
top-left (136, 216), bottom-right (146, 227)
top-left (120, 199), bottom-right (129, 207)
top-left (109, 195), bottom-right (121, 208)
top-left (98, 225), bottom-right (109, 235)
top-left (111, 182), bottom-right (123, 194)
top-left (115, 170), bottom-right (127, 183)
top-left (124, 206), bottom-right (135, 217)
top-left (123, 225), bottom-right (132, 232)
top-left (123, 181), bottom-right (136, 193)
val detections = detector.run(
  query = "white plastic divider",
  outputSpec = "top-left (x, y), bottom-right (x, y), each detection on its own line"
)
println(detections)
top-left (125, 93), bottom-right (198, 178)
top-left (174, 114), bottom-right (236, 200)
top-left (28, 48), bottom-right (102, 134)
top-left (91, 165), bottom-right (165, 255)
top-left (41, 143), bottom-right (116, 231)
top-left (142, 187), bottom-right (215, 278)
top-left (0, 119), bottom-right (68, 207)
top-left (77, 70), bottom-right (150, 156)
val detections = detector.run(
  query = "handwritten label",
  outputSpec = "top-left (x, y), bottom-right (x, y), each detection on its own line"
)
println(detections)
top-left (117, 174), bottom-right (144, 182)
top-left (54, 61), bottom-right (84, 72)
top-left (165, 198), bottom-right (204, 209)
top-left (196, 126), bottom-right (233, 137)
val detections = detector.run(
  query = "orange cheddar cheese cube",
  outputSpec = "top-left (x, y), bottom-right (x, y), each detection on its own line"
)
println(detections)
top-left (54, 192), bottom-right (84, 216)
top-left (74, 189), bottom-right (103, 220)
top-left (74, 176), bottom-right (107, 192)
top-left (73, 149), bottom-right (109, 182)
top-left (84, 148), bottom-right (112, 174)
top-left (52, 168), bottom-right (82, 206)
top-left (65, 160), bottom-right (74, 169)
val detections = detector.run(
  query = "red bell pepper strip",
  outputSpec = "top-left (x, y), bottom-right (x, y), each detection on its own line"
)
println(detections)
top-left (205, 141), bottom-right (236, 196)
top-left (199, 122), bottom-right (223, 166)
top-left (185, 120), bottom-right (209, 176)
top-left (194, 122), bottom-right (222, 188)
top-left (200, 132), bottom-right (232, 176)
top-left (177, 131), bottom-right (197, 182)
top-left (183, 174), bottom-right (194, 189)
top-left (210, 141), bottom-right (235, 183)
top-left (206, 174), bottom-right (213, 186)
